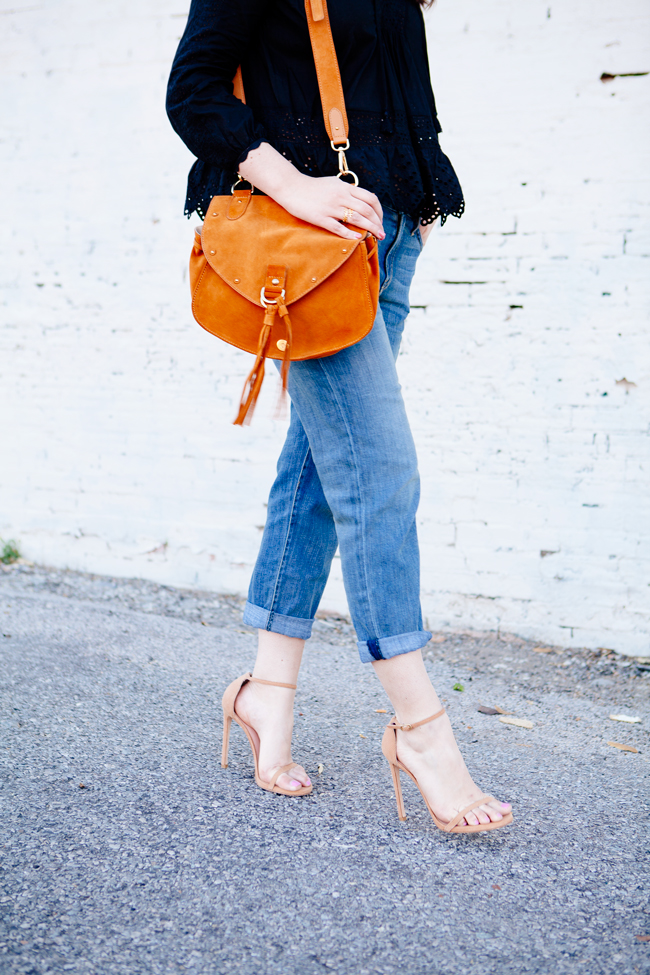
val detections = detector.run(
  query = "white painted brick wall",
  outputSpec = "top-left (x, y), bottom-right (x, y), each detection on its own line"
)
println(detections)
top-left (1, 0), bottom-right (648, 654)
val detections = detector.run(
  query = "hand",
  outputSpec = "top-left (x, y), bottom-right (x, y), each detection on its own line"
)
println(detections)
top-left (238, 141), bottom-right (385, 241)
top-left (274, 173), bottom-right (385, 242)
top-left (419, 221), bottom-right (435, 247)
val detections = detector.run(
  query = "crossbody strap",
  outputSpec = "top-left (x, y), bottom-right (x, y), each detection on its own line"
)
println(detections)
top-left (232, 0), bottom-right (356, 182)
top-left (304, 0), bottom-right (348, 147)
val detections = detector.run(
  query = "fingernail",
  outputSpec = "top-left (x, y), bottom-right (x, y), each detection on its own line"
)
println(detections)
top-left (354, 233), bottom-right (362, 239)
top-left (290, 779), bottom-right (301, 789)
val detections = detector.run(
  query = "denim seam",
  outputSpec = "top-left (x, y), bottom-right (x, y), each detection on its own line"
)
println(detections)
top-left (378, 211), bottom-right (404, 298)
top-left (265, 445), bottom-right (313, 626)
top-left (313, 355), bottom-right (381, 641)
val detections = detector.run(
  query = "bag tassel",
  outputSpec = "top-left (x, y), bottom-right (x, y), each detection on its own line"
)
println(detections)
top-left (278, 300), bottom-right (292, 407)
top-left (234, 306), bottom-right (275, 426)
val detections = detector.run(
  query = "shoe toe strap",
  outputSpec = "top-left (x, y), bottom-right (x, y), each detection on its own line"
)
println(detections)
top-left (267, 762), bottom-right (299, 790)
top-left (445, 795), bottom-right (496, 832)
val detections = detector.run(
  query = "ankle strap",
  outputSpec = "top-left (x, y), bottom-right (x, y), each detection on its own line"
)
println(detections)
top-left (249, 675), bottom-right (297, 690)
top-left (390, 707), bottom-right (445, 731)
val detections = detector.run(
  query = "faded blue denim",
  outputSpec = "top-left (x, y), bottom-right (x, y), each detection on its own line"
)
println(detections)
top-left (243, 208), bottom-right (431, 663)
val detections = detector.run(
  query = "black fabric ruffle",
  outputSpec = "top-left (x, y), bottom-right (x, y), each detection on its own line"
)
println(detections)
top-left (169, 0), bottom-right (465, 225)
top-left (185, 114), bottom-right (463, 225)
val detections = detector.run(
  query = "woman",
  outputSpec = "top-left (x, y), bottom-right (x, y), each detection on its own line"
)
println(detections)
top-left (167, 0), bottom-right (513, 832)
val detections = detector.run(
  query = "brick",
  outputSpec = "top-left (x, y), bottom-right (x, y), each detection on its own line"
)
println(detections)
top-left (1, 0), bottom-right (648, 656)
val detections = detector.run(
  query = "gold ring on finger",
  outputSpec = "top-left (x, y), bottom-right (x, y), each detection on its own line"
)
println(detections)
top-left (342, 207), bottom-right (355, 223)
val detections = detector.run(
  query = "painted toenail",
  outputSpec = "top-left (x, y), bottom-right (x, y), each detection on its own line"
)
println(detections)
top-left (290, 779), bottom-right (301, 789)
top-left (306, 779), bottom-right (312, 786)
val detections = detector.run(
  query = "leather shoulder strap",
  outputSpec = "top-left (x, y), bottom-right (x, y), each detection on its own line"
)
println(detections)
top-left (233, 65), bottom-right (246, 104)
top-left (304, 0), bottom-right (348, 146)
top-left (232, 0), bottom-right (348, 147)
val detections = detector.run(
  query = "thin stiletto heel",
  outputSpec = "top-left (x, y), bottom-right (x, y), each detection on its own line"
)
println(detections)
top-left (382, 710), bottom-right (513, 834)
top-left (221, 715), bottom-right (232, 768)
top-left (221, 672), bottom-right (312, 797)
top-left (389, 762), bottom-right (406, 821)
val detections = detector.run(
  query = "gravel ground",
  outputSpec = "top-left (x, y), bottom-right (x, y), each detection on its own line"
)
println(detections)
top-left (1, 564), bottom-right (649, 975)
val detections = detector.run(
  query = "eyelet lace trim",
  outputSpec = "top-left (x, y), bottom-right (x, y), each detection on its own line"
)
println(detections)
top-left (185, 108), bottom-right (464, 226)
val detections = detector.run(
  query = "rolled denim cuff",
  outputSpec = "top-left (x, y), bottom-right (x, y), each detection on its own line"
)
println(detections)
top-left (242, 601), bottom-right (314, 640)
top-left (357, 630), bottom-right (432, 664)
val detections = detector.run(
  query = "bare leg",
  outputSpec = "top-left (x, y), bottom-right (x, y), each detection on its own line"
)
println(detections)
top-left (372, 650), bottom-right (511, 826)
top-left (234, 630), bottom-right (312, 792)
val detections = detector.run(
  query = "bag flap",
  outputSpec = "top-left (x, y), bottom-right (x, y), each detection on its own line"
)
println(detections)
top-left (201, 195), bottom-right (367, 306)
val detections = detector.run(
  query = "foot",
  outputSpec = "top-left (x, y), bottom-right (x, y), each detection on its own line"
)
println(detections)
top-left (395, 715), bottom-right (511, 827)
top-left (234, 679), bottom-right (312, 792)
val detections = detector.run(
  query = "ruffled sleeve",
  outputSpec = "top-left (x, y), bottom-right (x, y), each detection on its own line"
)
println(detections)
top-left (166, 0), bottom-right (270, 172)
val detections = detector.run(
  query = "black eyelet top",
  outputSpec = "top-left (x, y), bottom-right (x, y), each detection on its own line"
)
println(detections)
top-left (167, 0), bottom-right (464, 225)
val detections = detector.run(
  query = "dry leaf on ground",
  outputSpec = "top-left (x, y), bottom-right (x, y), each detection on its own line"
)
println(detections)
top-left (317, 763), bottom-right (325, 774)
top-left (499, 716), bottom-right (533, 729)
top-left (374, 709), bottom-right (388, 713)
top-left (608, 741), bottom-right (638, 753)
top-left (478, 705), bottom-right (500, 715)
top-left (532, 646), bottom-right (553, 653)
top-left (609, 714), bottom-right (641, 724)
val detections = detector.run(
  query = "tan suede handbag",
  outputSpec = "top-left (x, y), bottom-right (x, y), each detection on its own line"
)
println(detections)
top-left (189, 0), bottom-right (380, 425)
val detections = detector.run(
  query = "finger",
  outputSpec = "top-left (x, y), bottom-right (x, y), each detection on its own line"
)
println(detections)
top-left (349, 186), bottom-right (383, 223)
top-left (336, 204), bottom-right (384, 238)
top-left (350, 221), bottom-right (384, 241)
top-left (340, 199), bottom-right (375, 222)
top-left (323, 217), bottom-right (364, 240)
top-left (341, 212), bottom-right (384, 238)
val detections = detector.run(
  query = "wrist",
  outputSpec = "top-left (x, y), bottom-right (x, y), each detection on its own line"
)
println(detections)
top-left (238, 142), bottom-right (307, 200)
top-left (265, 167), bottom-right (308, 204)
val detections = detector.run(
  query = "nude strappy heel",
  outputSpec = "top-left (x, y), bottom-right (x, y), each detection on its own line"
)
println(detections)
top-left (382, 709), bottom-right (513, 833)
top-left (221, 672), bottom-right (312, 797)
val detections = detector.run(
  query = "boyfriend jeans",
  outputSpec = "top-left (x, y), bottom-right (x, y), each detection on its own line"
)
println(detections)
top-left (243, 208), bottom-right (432, 663)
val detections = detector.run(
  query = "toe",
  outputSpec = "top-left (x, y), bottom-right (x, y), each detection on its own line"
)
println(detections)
top-left (484, 804), bottom-right (503, 823)
top-left (275, 772), bottom-right (301, 790)
top-left (489, 800), bottom-right (511, 820)
top-left (290, 764), bottom-right (311, 787)
top-left (275, 765), bottom-right (311, 791)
